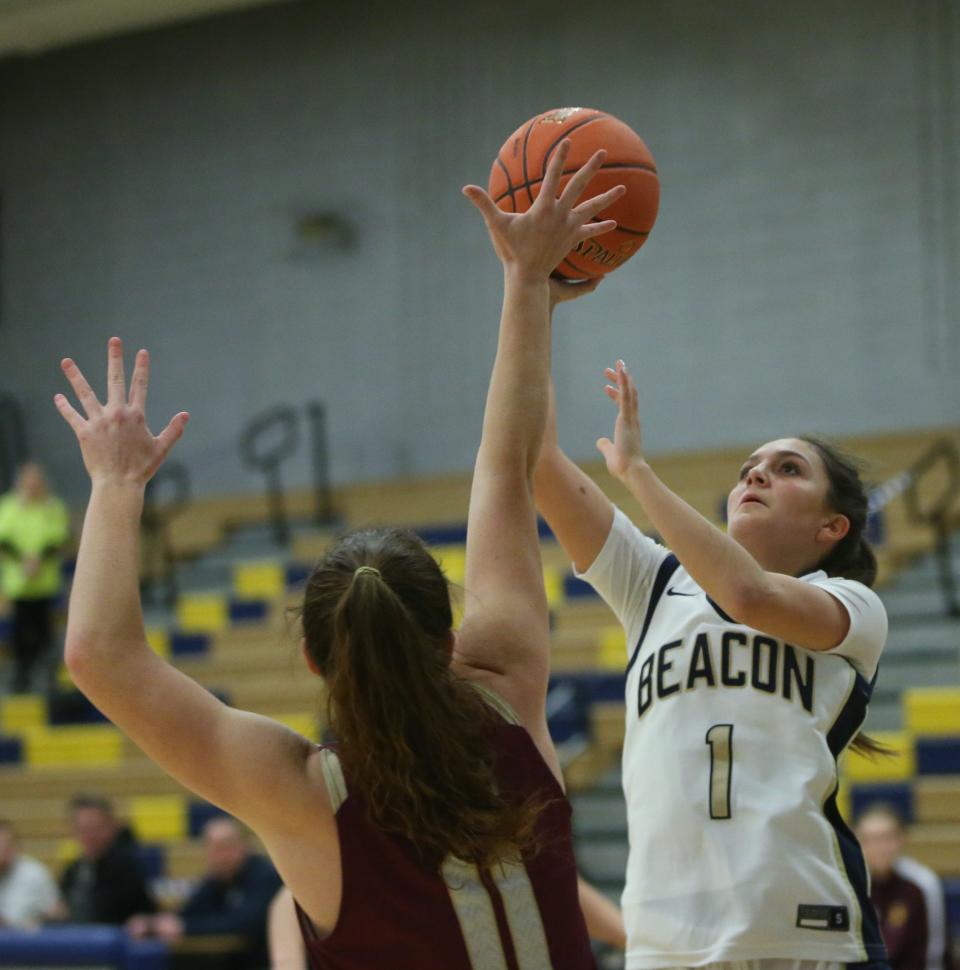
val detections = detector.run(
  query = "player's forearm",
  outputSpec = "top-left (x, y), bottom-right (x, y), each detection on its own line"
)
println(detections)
top-left (64, 481), bottom-right (149, 676)
top-left (533, 379), bottom-right (614, 573)
top-left (577, 877), bottom-right (625, 949)
top-left (621, 461), bottom-right (769, 615)
top-left (476, 271), bottom-right (551, 480)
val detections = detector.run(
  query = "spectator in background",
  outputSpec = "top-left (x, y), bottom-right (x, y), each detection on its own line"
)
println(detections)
top-left (0, 462), bottom-right (69, 692)
top-left (857, 802), bottom-right (952, 970)
top-left (0, 819), bottom-right (63, 929)
top-left (128, 816), bottom-right (280, 970)
top-left (60, 793), bottom-right (155, 925)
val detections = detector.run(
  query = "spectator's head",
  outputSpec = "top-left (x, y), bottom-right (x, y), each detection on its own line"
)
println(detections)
top-left (855, 802), bottom-right (906, 881)
top-left (69, 794), bottom-right (119, 861)
top-left (0, 820), bottom-right (19, 873)
top-left (202, 817), bottom-right (249, 882)
top-left (16, 462), bottom-right (49, 502)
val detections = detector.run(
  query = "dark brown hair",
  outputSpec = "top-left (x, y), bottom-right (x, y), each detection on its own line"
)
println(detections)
top-left (301, 527), bottom-right (541, 868)
top-left (800, 436), bottom-right (877, 588)
top-left (800, 437), bottom-right (889, 758)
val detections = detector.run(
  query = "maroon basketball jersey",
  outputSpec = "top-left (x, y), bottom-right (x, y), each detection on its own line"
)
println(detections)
top-left (296, 689), bottom-right (596, 970)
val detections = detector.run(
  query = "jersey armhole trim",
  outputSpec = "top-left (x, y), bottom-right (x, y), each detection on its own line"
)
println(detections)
top-left (625, 554), bottom-right (680, 677)
top-left (319, 747), bottom-right (348, 812)
top-left (471, 682), bottom-right (522, 725)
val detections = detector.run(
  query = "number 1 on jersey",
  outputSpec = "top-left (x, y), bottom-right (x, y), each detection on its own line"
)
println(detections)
top-left (705, 723), bottom-right (734, 819)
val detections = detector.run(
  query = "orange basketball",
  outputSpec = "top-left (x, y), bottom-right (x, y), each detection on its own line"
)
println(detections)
top-left (488, 107), bottom-right (659, 279)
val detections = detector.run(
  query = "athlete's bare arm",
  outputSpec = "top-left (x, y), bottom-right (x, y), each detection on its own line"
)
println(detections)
top-left (578, 877), bottom-right (626, 950)
top-left (454, 143), bottom-right (624, 770)
top-left (533, 358), bottom-right (615, 574)
top-left (55, 343), bottom-right (333, 845)
top-left (597, 361), bottom-right (851, 651)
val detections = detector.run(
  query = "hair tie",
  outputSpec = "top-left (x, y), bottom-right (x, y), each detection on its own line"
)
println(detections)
top-left (353, 566), bottom-right (381, 579)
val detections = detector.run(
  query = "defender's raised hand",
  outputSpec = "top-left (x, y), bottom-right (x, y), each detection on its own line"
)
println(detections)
top-left (55, 337), bottom-right (189, 487)
top-left (463, 139), bottom-right (625, 281)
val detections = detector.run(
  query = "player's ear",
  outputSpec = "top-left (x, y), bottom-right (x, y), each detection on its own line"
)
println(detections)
top-left (301, 638), bottom-right (322, 677)
top-left (817, 513), bottom-right (850, 545)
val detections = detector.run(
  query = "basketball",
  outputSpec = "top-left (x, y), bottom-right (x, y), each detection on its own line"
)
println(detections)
top-left (488, 107), bottom-right (659, 279)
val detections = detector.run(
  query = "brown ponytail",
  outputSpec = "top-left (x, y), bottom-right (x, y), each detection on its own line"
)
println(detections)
top-left (301, 527), bottom-right (542, 868)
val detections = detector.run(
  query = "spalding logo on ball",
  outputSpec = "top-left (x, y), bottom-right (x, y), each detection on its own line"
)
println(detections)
top-left (488, 107), bottom-right (659, 279)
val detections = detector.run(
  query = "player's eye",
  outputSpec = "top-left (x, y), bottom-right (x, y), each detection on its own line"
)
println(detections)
top-left (738, 465), bottom-right (751, 480)
top-left (782, 461), bottom-right (800, 475)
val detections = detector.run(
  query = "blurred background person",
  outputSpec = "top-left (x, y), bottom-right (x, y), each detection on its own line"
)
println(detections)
top-left (0, 819), bottom-right (63, 929)
top-left (0, 462), bottom-right (69, 693)
top-left (60, 793), bottom-right (155, 925)
top-left (128, 816), bottom-right (280, 970)
top-left (857, 802), bottom-right (952, 970)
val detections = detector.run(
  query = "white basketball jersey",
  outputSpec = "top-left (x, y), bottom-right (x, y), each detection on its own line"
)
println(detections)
top-left (577, 508), bottom-right (889, 969)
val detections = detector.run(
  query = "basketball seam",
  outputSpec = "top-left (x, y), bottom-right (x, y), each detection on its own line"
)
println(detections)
top-left (539, 113), bottom-right (609, 179)
top-left (520, 118), bottom-right (537, 208)
top-left (493, 163), bottom-right (659, 208)
top-left (494, 155), bottom-right (516, 213)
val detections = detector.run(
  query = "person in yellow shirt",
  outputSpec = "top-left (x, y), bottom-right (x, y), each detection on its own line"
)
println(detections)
top-left (0, 463), bottom-right (69, 692)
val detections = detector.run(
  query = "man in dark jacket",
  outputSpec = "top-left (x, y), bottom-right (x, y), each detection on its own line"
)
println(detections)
top-left (60, 793), bottom-right (155, 924)
top-left (128, 816), bottom-right (280, 970)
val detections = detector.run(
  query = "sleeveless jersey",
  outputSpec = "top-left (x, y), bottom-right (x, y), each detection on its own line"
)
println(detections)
top-left (576, 508), bottom-right (889, 970)
top-left (296, 688), bottom-right (596, 970)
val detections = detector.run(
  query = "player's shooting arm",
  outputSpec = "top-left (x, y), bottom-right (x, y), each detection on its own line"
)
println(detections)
top-left (597, 361), bottom-right (850, 651)
top-left (533, 371), bottom-right (614, 574)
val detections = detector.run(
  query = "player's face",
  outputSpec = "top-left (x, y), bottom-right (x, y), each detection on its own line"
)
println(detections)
top-left (726, 438), bottom-right (836, 558)
top-left (71, 807), bottom-right (117, 860)
top-left (856, 814), bottom-right (903, 878)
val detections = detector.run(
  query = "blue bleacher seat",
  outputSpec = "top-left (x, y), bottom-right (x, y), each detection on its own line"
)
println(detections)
top-left (47, 689), bottom-right (109, 726)
top-left (915, 738), bottom-right (960, 776)
top-left (170, 633), bottom-right (210, 657)
top-left (563, 574), bottom-right (599, 600)
top-left (0, 736), bottom-right (23, 764)
top-left (849, 782), bottom-right (914, 823)
top-left (286, 563), bottom-right (311, 587)
top-left (228, 599), bottom-right (269, 623)
top-left (0, 616), bottom-right (9, 643)
top-left (0, 926), bottom-right (167, 969)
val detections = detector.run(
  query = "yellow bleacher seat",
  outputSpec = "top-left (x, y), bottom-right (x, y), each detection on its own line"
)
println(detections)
top-left (24, 725), bottom-right (123, 769)
top-left (904, 688), bottom-right (960, 736)
top-left (1, 695), bottom-right (46, 734)
top-left (129, 795), bottom-right (187, 842)
top-left (234, 562), bottom-right (285, 600)
top-left (431, 546), bottom-right (466, 585)
top-left (146, 627), bottom-right (171, 659)
top-left (599, 628), bottom-right (627, 670)
top-left (841, 731), bottom-right (915, 782)
top-left (274, 712), bottom-right (319, 740)
top-left (543, 566), bottom-right (563, 609)
top-left (177, 593), bottom-right (229, 634)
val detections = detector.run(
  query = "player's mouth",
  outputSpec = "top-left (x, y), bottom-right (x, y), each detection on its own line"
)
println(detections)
top-left (739, 493), bottom-right (766, 508)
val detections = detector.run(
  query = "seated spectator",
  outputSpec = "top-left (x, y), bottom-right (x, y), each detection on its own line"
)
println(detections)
top-left (0, 462), bottom-right (69, 693)
top-left (60, 793), bottom-right (155, 925)
top-left (128, 816), bottom-right (280, 970)
top-left (0, 819), bottom-right (63, 928)
top-left (856, 802), bottom-right (952, 970)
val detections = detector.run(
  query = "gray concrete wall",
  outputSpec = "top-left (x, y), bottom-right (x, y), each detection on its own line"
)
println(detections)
top-left (0, 0), bottom-right (956, 501)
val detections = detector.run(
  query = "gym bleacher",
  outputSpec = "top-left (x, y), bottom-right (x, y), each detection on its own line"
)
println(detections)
top-left (1, 428), bottom-right (959, 969)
